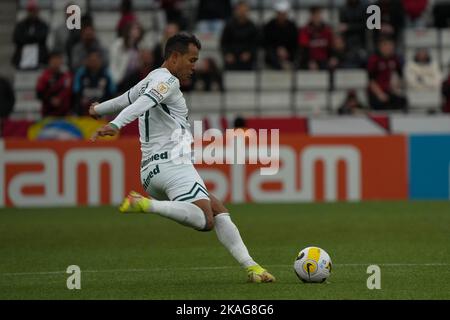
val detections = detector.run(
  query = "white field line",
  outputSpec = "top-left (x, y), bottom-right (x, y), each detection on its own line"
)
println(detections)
top-left (1, 263), bottom-right (449, 277)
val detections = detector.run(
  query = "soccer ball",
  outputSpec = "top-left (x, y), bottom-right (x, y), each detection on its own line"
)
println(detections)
top-left (294, 246), bottom-right (332, 283)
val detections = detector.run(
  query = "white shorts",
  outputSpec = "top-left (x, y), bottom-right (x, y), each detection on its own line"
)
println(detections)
top-left (140, 160), bottom-right (210, 203)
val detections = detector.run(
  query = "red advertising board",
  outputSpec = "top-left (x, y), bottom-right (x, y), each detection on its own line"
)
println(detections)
top-left (0, 135), bottom-right (408, 207)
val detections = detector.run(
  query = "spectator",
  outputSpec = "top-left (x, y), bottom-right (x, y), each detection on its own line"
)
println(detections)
top-left (66, 13), bottom-right (93, 69)
top-left (298, 6), bottom-right (334, 70)
top-left (110, 22), bottom-right (144, 87)
top-left (367, 37), bottom-right (407, 111)
top-left (220, 1), bottom-right (259, 71)
top-left (0, 76), bottom-right (15, 119)
top-left (70, 24), bottom-right (109, 71)
top-left (442, 70), bottom-right (450, 113)
top-left (329, 34), bottom-right (365, 69)
top-left (405, 48), bottom-right (442, 90)
top-left (192, 57), bottom-right (224, 91)
top-left (196, 0), bottom-right (232, 34)
top-left (432, 0), bottom-right (450, 28)
top-left (73, 50), bottom-right (116, 116)
top-left (12, 0), bottom-right (49, 70)
top-left (117, 0), bottom-right (137, 38)
top-left (373, 0), bottom-right (405, 45)
top-left (153, 23), bottom-right (180, 69)
top-left (118, 48), bottom-right (155, 94)
top-left (36, 51), bottom-right (73, 117)
top-left (262, 1), bottom-right (298, 70)
top-left (337, 90), bottom-right (367, 115)
top-left (159, 0), bottom-right (188, 30)
top-left (338, 0), bottom-right (368, 56)
top-left (402, 0), bottom-right (429, 28)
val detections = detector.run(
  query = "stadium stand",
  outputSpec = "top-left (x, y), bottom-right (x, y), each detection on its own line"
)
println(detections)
top-left (6, 0), bottom-right (450, 122)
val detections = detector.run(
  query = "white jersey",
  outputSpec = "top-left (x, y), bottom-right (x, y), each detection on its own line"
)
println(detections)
top-left (117, 68), bottom-right (193, 167)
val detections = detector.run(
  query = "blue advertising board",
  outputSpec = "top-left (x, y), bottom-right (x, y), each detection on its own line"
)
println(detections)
top-left (409, 135), bottom-right (450, 200)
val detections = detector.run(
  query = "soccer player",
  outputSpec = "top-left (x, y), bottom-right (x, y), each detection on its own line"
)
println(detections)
top-left (89, 33), bottom-right (275, 283)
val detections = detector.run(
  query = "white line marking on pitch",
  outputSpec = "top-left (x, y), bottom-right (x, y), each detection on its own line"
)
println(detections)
top-left (1, 263), bottom-right (449, 277)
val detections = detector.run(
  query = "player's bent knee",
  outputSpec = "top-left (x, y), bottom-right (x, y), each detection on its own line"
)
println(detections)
top-left (209, 194), bottom-right (228, 216)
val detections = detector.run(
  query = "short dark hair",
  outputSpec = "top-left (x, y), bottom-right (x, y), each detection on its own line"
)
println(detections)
top-left (164, 32), bottom-right (201, 60)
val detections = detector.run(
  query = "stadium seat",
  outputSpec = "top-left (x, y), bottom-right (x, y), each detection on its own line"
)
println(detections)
top-left (98, 31), bottom-right (117, 48)
top-left (52, 0), bottom-right (87, 10)
top-left (14, 71), bottom-right (41, 91)
top-left (18, 0), bottom-right (51, 9)
top-left (296, 71), bottom-right (330, 90)
top-left (260, 70), bottom-right (293, 90)
top-left (406, 89), bottom-right (442, 111)
top-left (93, 12), bottom-right (120, 31)
top-left (441, 29), bottom-right (450, 47)
top-left (405, 28), bottom-right (439, 48)
top-left (90, 0), bottom-right (120, 10)
top-left (295, 91), bottom-right (328, 115)
top-left (224, 91), bottom-right (256, 112)
top-left (196, 32), bottom-right (220, 51)
top-left (135, 12), bottom-right (155, 31)
top-left (14, 99), bottom-right (41, 114)
top-left (187, 92), bottom-right (222, 112)
top-left (334, 69), bottom-right (368, 90)
top-left (224, 71), bottom-right (257, 91)
top-left (259, 92), bottom-right (292, 111)
top-left (442, 48), bottom-right (450, 69)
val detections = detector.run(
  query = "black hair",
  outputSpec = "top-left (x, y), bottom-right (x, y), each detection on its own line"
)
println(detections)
top-left (163, 32), bottom-right (201, 60)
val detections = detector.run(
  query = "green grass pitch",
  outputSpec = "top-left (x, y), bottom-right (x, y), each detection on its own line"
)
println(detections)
top-left (0, 201), bottom-right (449, 300)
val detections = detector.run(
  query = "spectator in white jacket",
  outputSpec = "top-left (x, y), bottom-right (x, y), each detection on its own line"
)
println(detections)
top-left (405, 48), bottom-right (442, 90)
top-left (109, 21), bottom-right (144, 86)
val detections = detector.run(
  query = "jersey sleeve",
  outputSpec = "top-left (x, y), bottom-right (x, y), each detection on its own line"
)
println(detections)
top-left (142, 75), bottom-right (178, 105)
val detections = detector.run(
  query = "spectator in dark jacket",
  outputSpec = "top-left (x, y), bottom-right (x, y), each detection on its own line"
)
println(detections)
top-left (220, 1), bottom-right (259, 70)
top-left (373, 0), bottom-right (405, 46)
top-left (73, 50), bottom-right (115, 116)
top-left (263, 1), bottom-right (298, 70)
top-left (12, 0), bottom-right (49, 70)
top-left (153, 23), bottom-right (180, 69)
top-left (117, 0), bottom-right (137, 38)
top-left (298, 6), bottom-right (334, 70)
top-left (196, 0), bottom-right (232, 34)
top-left (70, 24), bottom-right (109, 72)
top-left (36, 51), bottom-right (73, 117)
top-left (329, 34), bottom-right (366, 69)
top-left (433, 0), bottom-right (450, 29)
top-left (338, 0), bottom-right (368, 54)
top-left (0, 76), bottom-right (15, 119)
top-left (367, 37), bottom-right (407, 111)
top-left (192, 57), bottom-right (224, 92)
top-left (118, 48), bottom-right (155, 94)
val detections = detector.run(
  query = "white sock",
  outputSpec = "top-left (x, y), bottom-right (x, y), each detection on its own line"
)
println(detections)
top-left (214, 213), bottom-right (257, 268)
top-left (149, 200), bottom-right (207, 230)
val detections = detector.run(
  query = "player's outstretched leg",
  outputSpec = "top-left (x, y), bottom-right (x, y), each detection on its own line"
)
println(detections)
top-left (209, 194), bottom-right (276, 283)
top-left (119, 191), bottom-right (211, 231)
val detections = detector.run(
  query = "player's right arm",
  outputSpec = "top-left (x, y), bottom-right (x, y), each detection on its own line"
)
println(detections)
top-left (89, 89), bottom-right (134, 119)
top-left (90, 94), bottom-right (157, 141)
